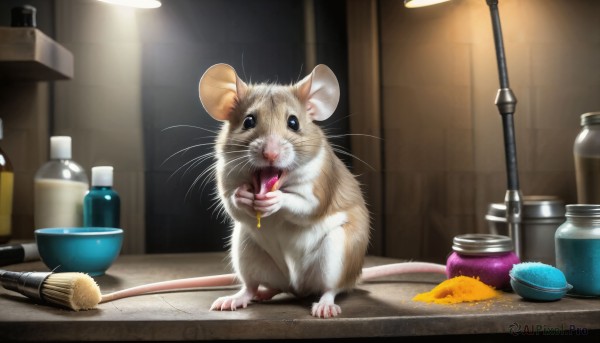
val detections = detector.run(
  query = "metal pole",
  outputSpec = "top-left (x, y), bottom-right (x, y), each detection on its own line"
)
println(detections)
top-left (486, 0), bottom-right (523, 258)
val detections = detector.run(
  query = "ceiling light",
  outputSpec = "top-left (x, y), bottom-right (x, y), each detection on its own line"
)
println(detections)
top-left (98, 0), bottom-right (162, 9)
top-left (404, 0), bottom-right (451, 8)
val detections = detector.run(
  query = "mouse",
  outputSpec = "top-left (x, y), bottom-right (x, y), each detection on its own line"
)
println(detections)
top-left (200, 62), bottom-right (376, 318)
top-left (100, 63), bottom-right (447, 318)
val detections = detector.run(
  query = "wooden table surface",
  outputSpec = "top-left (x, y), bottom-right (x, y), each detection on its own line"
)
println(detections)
top-left (1, 252), bottom-right (599, 341)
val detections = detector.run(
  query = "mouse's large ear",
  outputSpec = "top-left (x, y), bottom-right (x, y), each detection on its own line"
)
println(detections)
top-left (199, 63), bottom-right (248, 121)
top-left (295, 64), bottom-right (340, 121)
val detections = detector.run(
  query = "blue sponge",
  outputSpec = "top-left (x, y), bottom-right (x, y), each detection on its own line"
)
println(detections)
top-left (509, 262), bottom-right (572, 301)
top-left (510, 262), bottom-right (568, 289)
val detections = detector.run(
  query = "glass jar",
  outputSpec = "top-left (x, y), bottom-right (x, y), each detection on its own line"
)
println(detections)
top-left (34, 136), bottom-right (89, 230)
top-left (574, 112), bottom-right (600, 204)
top-left (555, 204), bottom-right (600, 297)
top-left (446, 234), bottom-right (520, 290)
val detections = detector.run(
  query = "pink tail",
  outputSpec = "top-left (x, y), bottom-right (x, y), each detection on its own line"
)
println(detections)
top-left (100, 273), bottom-right (238, 303)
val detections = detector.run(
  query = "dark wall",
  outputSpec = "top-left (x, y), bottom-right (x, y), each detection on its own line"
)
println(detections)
top-left (141, 0), bottom-right (349, 253)
top-left (314, 1), bottom-right (351, 168)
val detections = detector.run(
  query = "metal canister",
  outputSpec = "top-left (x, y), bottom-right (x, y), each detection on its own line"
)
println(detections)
top-left (485, 195), bottom-right (565, 265)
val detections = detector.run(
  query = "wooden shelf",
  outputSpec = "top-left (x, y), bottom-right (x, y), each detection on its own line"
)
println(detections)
top-left (0, 27), bottom-right (73, 81)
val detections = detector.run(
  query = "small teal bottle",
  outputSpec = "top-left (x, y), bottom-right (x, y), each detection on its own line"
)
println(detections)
top-left (83, 166), bottom-right (120, 228)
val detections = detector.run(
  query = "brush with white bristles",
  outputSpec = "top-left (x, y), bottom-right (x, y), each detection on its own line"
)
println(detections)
top-left (0, 269), bottom-right (239, 310)
top-left (0, 270), bottom-right (102, 311)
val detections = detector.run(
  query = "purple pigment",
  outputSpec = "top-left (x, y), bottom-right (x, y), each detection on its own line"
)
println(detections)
top-left (446, 251), bottom-right (521, 290)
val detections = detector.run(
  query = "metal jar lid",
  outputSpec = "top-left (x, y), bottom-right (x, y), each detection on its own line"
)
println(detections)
top-left (581, 112), bottom-right (600, 126)
top-left (486, 195), bottom-right (565, 220)
top-left (565, 204), bottom-right (600, 218)
top-left (452, 234), bottom-right (514, 255)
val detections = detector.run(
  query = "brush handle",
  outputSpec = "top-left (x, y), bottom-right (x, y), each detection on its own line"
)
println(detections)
top-left (0, 270), bottom-right (50, 300)
top-left (0, 243), bottom-right (40, 267)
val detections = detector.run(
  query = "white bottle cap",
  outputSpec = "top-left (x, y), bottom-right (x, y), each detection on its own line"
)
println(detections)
top-left (92, 166), bottom-right (114, 187)
top-left (50, 136), bottom-right (72, 159)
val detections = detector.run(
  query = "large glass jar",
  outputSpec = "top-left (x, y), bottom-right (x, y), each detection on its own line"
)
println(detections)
top-left (555, 204), bottom-right (600, 297)
top-left (446, 234), bottom-right (520, 290)
top-left (574, 112), bottom-right (600, 204)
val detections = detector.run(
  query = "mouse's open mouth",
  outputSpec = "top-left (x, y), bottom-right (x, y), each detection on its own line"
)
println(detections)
top-left (253, 167), bottom-right (286, 195)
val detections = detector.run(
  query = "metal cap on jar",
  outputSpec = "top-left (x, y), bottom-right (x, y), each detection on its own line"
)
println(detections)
top-left (565, 204), bottom-right (600, 218)
top-left (452, 234), bottom-right (514, 255)
top-left (581, 112), bottom-right (600, 126)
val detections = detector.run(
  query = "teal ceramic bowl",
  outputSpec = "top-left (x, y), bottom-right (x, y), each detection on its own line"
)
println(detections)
top-left (35, 227), bottom-right (123, 276)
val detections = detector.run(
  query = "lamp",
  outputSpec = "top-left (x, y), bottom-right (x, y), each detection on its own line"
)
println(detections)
top-left (98, 0), bottom-right (162, 9)
top-left (404, 0), bottom-right (523, 258)
top-left (404, 0), bottom-right (451, 8)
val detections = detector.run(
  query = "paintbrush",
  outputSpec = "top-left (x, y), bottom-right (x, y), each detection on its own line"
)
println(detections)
top-left (0, 270), bottom-right (101, 311)
top-left (0, 242), bottom-right (40, 267)
top-left (1, 269), bottom-right (237, 310)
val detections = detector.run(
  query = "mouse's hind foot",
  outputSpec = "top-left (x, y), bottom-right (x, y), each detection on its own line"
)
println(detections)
top-left (210, 287), bottom-right (255, 311)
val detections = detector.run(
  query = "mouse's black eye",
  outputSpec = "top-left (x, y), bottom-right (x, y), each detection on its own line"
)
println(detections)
top-left (243, 114), bottom-right (256, 130)
top-left (287, 115), bottom-right (299, 131)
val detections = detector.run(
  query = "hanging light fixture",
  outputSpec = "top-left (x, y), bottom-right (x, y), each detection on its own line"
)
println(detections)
top-left (404, 0), bottom-right (450, 8)
top-left (98, 0), bottom-right (162, 9)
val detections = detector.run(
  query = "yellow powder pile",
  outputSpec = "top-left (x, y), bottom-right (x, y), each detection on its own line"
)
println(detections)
top-left (413, 276), bottom-right (500, 304)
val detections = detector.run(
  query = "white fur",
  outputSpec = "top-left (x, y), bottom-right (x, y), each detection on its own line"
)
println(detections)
top-left (235, 210), bottom-right (348, 297)
top-left (277, 146), bottom-right (325, 220)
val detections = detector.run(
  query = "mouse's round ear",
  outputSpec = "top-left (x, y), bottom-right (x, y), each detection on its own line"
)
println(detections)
top-left (199, 63), bottom-right (248, 121)
top-left (295, 64), bottom-right (340, 122)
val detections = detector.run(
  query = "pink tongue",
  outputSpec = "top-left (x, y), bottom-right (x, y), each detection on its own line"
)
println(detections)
top-left (258, 168), bottom-right (279, 195)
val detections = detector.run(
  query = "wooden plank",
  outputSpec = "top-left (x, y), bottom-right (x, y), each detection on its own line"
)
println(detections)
top-left (1, 252), bottom-right (599, 340)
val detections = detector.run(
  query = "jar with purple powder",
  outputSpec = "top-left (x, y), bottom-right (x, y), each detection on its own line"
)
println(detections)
top-left (446, 234), bottom-right (521, 290)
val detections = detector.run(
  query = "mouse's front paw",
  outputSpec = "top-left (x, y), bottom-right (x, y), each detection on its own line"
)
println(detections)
top-left (232, 184), bottom-right (255, 211)
top-left (311, 302), bottom-right (342, 319)
top-left (253, 190), bottom-right (283, 217)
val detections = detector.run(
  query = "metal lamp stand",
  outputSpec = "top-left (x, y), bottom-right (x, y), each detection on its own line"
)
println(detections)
top-left (486, 0), bottom-right (523, 258)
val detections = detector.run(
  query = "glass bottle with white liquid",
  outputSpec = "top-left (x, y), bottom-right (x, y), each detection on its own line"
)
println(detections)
top-left (34, 136), bottom-right (89, 230)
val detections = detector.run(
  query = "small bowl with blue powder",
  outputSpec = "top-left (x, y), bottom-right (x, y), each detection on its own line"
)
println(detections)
top-left (509, 262), bottom-right (572, 301)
